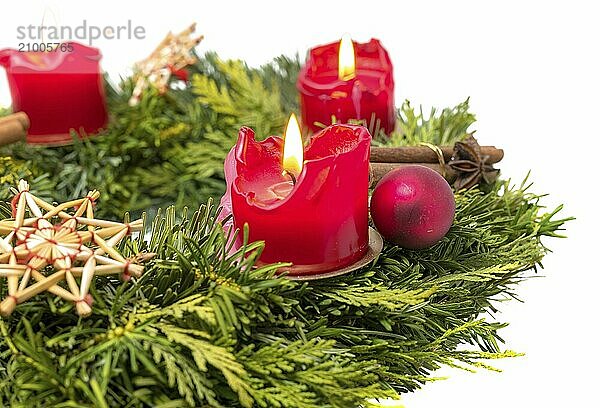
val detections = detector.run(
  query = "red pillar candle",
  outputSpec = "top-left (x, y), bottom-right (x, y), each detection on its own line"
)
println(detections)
top-left (0, 42), bottom-right (108, 145)
top-left (297, 39), bottom-right (396, 134)
top-left (297, 37), bottom-right (396, 135)
top-left (221, 117), bottom-right (371, 275)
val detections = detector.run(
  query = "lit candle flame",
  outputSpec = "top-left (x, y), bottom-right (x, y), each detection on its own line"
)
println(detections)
top-left (282, 113), bottom-right (304, 177)
top-left (338, 34), bottom-right (356, 81)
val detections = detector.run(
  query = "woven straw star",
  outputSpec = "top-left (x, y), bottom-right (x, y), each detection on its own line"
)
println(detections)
top-left (0, 180), bottom-right (145, 317)
top-left (129, 23), bottom-right (204, 106)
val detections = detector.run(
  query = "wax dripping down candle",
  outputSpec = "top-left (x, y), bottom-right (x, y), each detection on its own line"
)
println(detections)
top-left (227, 115), bottom-right (372, 275)
top-left (297, 36), bottom-right (395, 135)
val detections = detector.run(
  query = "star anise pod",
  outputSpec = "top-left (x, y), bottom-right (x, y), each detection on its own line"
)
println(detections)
top-left (448, 134), bottom-right (500, 190)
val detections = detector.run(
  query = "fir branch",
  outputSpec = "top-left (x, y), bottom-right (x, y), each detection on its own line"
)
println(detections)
top-left (0, 157), bottom-right (55, 203)
top-left (256, 54), bottom-right (302, 114)
top-left (379, 98), bottom-right (476, 146)
top-left (317, 284), bottom-right (436, 309)
top-left (0, 175), bottom-right (569, 406)
top-left (192, 58), bottom-right (287, 137)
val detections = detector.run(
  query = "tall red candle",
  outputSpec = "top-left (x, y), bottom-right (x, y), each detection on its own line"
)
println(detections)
top-left (297, 38), bottom-right (395, 135)
top-left (221, 121), bottom-right (371, 275)
top-left (0, 42), bottom-right (108, 145)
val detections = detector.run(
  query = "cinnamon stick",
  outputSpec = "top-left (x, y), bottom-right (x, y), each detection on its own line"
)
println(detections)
top-left (0, 112), bottom-right (30, 146)
top-left (370, 145), bottom-right (503, 164)
top-left (0, 112), bottom-right (29, 128)
top-left (370, 162), bottom-right (457, 187)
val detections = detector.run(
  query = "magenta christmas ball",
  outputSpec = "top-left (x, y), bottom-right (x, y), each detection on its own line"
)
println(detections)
top-left (370, 165), bottom-right (455, 249)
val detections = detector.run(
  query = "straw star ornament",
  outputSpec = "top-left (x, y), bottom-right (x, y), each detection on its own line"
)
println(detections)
top-left (129, 23), bottom-right (204, 106)
top-left (0, 180), bottom-right (147, 317)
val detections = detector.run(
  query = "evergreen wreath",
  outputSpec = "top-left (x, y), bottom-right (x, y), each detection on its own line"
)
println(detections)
top-left (0, 50), bottom-right (570, 407)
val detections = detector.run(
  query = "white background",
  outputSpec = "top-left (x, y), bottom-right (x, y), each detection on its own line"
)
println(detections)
top-left (1, 1), bottom-right (598, 407)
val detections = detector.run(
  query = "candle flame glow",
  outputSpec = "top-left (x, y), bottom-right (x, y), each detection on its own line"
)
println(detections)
top-left (338, 34), bottom-right (356, 81)
top-left (282, 113), bottom-right (304, 177)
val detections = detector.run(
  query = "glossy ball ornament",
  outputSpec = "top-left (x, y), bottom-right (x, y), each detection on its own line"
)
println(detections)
top-left (370, 165), bottom-right (455, 249)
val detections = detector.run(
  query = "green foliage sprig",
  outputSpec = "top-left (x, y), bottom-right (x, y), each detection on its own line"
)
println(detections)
top-left (0, 50), bottom-right (570, 407)
top-left (388, 98), bottom-right (476, 146)
top-left (0, 177), bottom-right (569, 406)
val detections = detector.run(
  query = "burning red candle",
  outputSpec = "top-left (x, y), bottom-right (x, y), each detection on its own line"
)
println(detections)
top-left (297, 36), bottom-right (395, 135)
top-left (0, 42), bottom-right (108, 145)
top-left (220, 115), bottom-right (371, 275)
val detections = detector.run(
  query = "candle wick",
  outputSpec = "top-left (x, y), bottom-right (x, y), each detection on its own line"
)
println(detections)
top-left (283, 170), bottom-right (297, 185)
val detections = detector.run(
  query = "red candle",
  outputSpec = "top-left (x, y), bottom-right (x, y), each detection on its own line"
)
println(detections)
top-left (0, 42), bottom-right (108, 145)
top-left (297, 36), bottom-right (395, 135)
top-left (220, 116), bottom-right (371, 275)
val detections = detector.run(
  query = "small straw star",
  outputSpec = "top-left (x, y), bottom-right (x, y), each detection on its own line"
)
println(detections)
top-left (129, 23), bottom-right (204, 106)
top-left (0, 180), bottom-right (149, 317)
